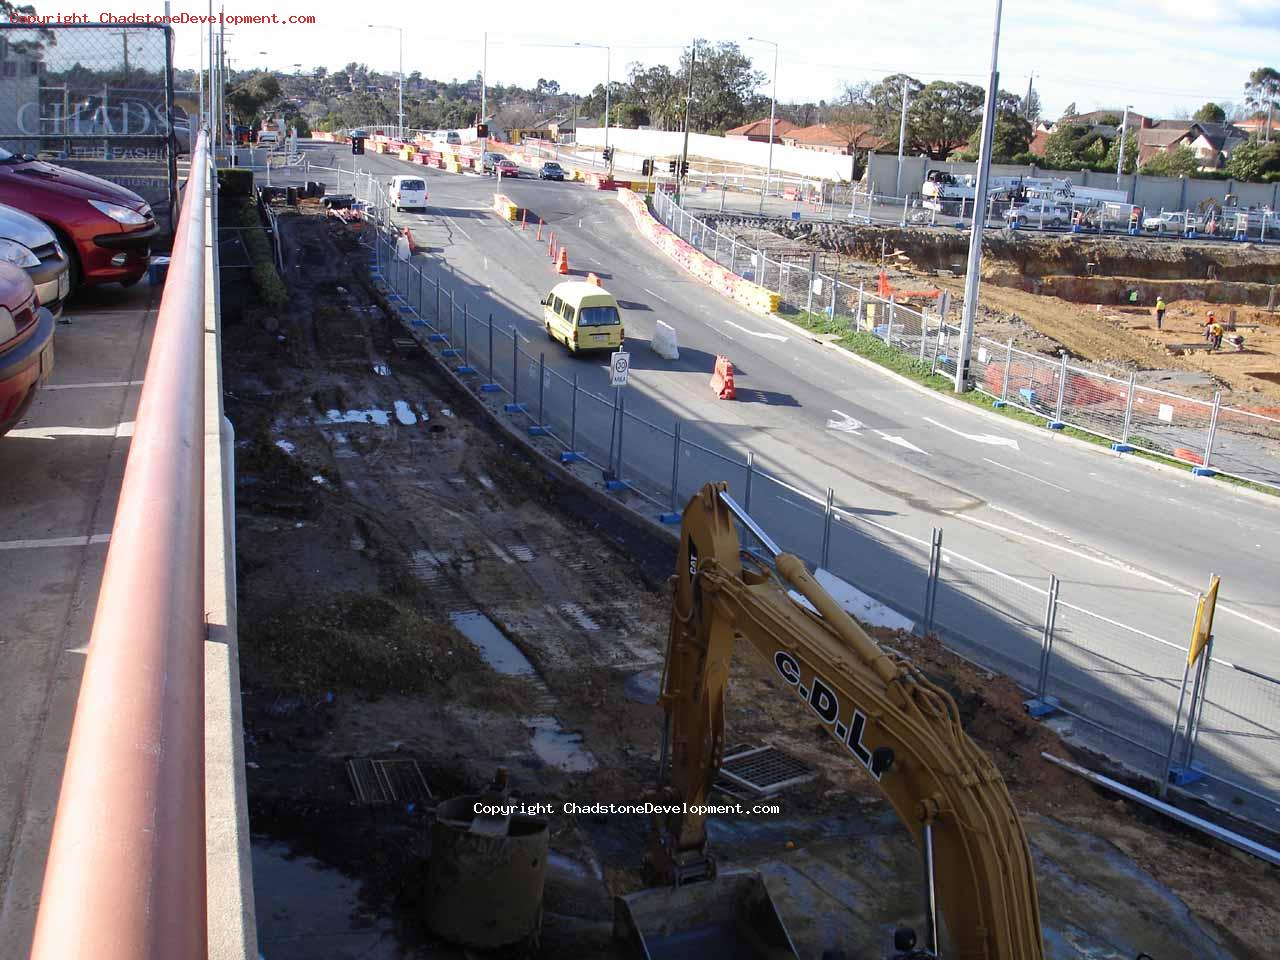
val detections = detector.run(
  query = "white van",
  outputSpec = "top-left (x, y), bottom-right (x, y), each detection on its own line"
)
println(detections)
top-left (389, 175), bottom-right (428, 212)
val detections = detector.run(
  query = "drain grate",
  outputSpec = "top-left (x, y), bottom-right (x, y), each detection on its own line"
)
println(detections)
top-left (346, 758), bottom-right (433, 805)
top-left (719, 745), bottom-right (815, 797)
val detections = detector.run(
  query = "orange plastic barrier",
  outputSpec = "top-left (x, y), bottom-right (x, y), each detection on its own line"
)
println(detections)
top-left (710, 356), bottom-right (736, 399)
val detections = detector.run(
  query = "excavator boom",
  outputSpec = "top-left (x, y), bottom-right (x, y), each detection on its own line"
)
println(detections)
top-left (643, 483), bottom-right (1044, 959)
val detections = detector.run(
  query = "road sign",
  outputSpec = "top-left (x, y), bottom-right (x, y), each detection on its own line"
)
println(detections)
top-left (610, 351), bottom-right (631, 388)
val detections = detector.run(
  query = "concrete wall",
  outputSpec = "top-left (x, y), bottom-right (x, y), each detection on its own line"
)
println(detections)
top-left (865, 152), bottom-right (1280, 210)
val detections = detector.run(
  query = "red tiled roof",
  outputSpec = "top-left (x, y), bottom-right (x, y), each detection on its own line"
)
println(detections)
top-left (726, 118), bottom-right (797, 138)
top-left (1029, 129), bottom-right (1050, 157)
top-left (784, 122), bottom-right (883, 149)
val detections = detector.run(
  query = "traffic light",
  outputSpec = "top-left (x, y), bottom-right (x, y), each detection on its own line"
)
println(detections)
top-left (603, 146), bottom-right (613, 162)
top-left (351, 137), bottom-right (365, 155)
top-left (668, 159), bottom-right (677, 175)
top-left (641, 158), bottom-right (652, 177)
top-left (680, 160), bottom-right (689, 176)
top-left (476, 122), bottom-right (489, 138)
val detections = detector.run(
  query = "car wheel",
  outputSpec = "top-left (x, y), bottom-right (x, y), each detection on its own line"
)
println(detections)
top-left (52, 228), bottom-right (83, 294)
top-left (1051, 218), bottom-right (1062, 227)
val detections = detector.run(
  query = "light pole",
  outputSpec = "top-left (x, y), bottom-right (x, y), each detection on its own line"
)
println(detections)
top-left (678, 39), bottom-right (698, 206)
top-left (574, 42), bottom-right (611, 158)
top-left (481, 32), bottom-right (487, 134)
top-left (954, 0), bottom-right (1003, 394)
top-left (895, 81), bottom-right (910, 197)
top-left (1116, 103), bottom-right (1133, 187)
top-left (747, 36), bottom-right (778, 215)
top-left (368, 24), bottom-right (404, 139)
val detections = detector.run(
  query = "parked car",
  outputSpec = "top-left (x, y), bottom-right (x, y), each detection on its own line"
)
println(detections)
top-left (0, 262), bottom-right (55, 436)
top-left (494, 158), bottom-right (520, 178)
top-left (0, 145), bottom-right (158, 290)
top-left (0, 203), bottom-right (70, 319)
top-left (1005, 199), bottom-right (1071, 228)
top-left (388, 175), bottom-right (428, 212)
top-left (1143, 211), bottom-right (1200, 233)
top-left (539, 162), bottom-right (566, 181)
top-left (482, 152), bottom-right (503, 174)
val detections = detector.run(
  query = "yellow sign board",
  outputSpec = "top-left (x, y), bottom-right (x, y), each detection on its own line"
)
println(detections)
top-left (1188, 574), bottom-right (1220, 667)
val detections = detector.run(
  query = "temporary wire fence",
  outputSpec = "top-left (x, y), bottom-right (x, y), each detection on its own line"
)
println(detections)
top-left (652, 190), bottom-right (1280, 492)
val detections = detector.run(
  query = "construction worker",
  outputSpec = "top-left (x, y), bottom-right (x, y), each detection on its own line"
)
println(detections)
top-left (1154, 296), bottom-right (1167, 330)
top-left (1204, 311), bottom-right (1217, 341)
top-left (1210, 319), bottom-right (1224, 351)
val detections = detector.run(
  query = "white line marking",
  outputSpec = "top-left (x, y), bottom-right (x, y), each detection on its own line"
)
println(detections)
top-left (588, 256), bottom-right (602, 265)
top-left (826, 409), bottom-right (862, 434)
top-left (44, 380), bottom-right (143, 391)
top-left (922, 416), bottom-right (1020, 449)
top-left (875, 430), bottom-right (929, 455)
top-left (779, 496), bottom-right (823, 518)
top-left (642, 287), bottom-right (669, 304)
top-left (7, 421), bottom-right (134, 439)
top-left (982, 457), bottom-right (1071, 492)
top-left (0, 533), bottom-right (110, 551)
top-left (722, 319), bottom-right (787, 342)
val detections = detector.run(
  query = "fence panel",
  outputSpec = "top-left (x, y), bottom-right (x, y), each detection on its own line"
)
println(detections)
top-left (823, 513), bottom-right (932, 624)
top-left (1126, 384), bottom-right (1214, 463)
top-left (747, 470), bottom-right (827, 563)
top-left (1209, 405), bottom-right (1280, 490)
top-left (617, 408), bottom-right (678, 508)
top-left (1044, 600), bottom-right (1187, 762)
top-left (1190, 655), bottom-right (1280, 802)
top-left (1060, 366), bottom-right (1131, 443)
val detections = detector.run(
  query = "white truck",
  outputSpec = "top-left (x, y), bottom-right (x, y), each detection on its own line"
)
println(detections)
top-left (920, 170), bottom-right (1021, 212)
top-left (257, 119), bottom-right (281, 147)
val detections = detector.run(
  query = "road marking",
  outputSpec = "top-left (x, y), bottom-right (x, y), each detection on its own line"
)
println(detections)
top-left (982, 457), bottom-right (1070, 492)
top-left (6, 421), bottom-right (134, 439)
top-left (44, 380), bottom-right (143, 391)
top-left (779, 495), bottom-right (823, 518)
top-left (588, 256), bottom-right (602, 265)
top-left (875, 430), bottom-right (929, 455)
top-left (0, 533), bottom-right (110, 551)
top-left (722, 319), bottom-right (787, 342)
top-left (642, 287), bottom-right (670, 304)
top-left (826, 410), bottom-right (863, 434)
top-left (922, 416), bottom-right (1020, 449)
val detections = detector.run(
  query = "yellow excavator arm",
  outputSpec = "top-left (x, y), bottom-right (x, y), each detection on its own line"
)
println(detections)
top-left (647, 483), bottom-right (1044, 959)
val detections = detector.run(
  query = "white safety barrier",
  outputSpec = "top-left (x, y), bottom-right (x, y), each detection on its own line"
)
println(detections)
top-left (651, 320), bottom-right (679, 360)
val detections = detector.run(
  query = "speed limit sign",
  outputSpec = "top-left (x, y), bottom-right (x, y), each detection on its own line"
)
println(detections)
top-left (610, 351), bottom-right (631, 388)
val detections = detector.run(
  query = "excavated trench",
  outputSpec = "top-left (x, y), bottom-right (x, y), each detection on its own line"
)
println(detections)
top-left (712, 217), bottom-right (1280, 307)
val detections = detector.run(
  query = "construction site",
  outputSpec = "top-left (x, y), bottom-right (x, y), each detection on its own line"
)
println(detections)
top-left (224, 195), bottom-right (1280, 960)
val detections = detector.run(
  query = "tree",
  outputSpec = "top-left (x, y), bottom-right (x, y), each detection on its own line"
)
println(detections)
top-left (1226, 137), bottom-right (1280, 181)
top-left (1245, 67), bottom-right (1280, 142)
top-left (1103, 129), bottom-right (1138, 174)
top-left (827, 82), bottom-right (878, 178)
top-left (865, 73), bottom-right (924, 150)
top-left (1019, 88), bottom-right (1042, 123)
top-left (1193, 101), bottom-right (1226, 124)
top-left (1140, 145), bottom-right (1198, 178)
top-left (313, 66), bottom-right (327, 80)
top-left (1041, 122), bottom-right (1108, 169)
top-left (227, 72), bottom-right (281, 126)
top-left (680, 40), bottom-right (764, 134)
top-left (908, 80), bottom-right (985, 159)
top-left (970, 112), bottom-right (1033, 162)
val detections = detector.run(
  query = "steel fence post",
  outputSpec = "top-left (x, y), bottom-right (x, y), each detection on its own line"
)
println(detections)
top-left (533, 352), bottom-right (546, 433)
top-left (886, 297), bottom-right (896, 346)
top-left (1182, 633), bottom-right (1214, 769)
top-left (1053, 354), bottom-right (1068, 424)
top-left (1121, 372), bottom-right (1136, 444)
top-left (607, 388), bottom-right (619, 476)
top-left (744, 450), bottom-right (755, 513)
top-left (855, 281), bottom-right (864, 328)
top-left (670, 421), bottom-right (682, 512)
top-left (511, 328), bottom-right (519, 407)
top-left (919, 310), bottom-right (929, 362)
top-left (930, 323), bottom-right (944, 375)
top-left (730, 237), bottom-right (738, 274)
top-left (435, 276), bottom-right (440, 323)
top-left (459, 302), bottom-right (473, 372)
top-left (806, 252), bottom-right (816, 316)
top-left (1160, 658), bottom-right (1195, 799)
top-left (570, 374), bottom-right (579, 451)
top-left (417, 267), bottom-right (424, 321)
top-left (921, 527), bottom-right (943, 635)
top-left (1202, 391), bottom-right (1221, 470)
top-left (1034, 575), bottom-right (1060, 701)
top-left (820, 487), bottom-right (835, 569)
top-left (713, 230), bottom-right (720, 264)
top-left (616, 391), bottom-right (626, 484)
top-left (450, 290), bottom-right (456, 344)
top-left (1001, 338), bottom-right (1013, 401)
top-left (829, 278), bottom-right (837, 319)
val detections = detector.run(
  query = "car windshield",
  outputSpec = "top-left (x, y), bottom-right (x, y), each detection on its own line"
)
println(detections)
top-left (578, 305), bottom-right (620, 327)
top-left (544, 163), bottom-right (561, 170)
top-left (400, 180), bottom-right (425, 191)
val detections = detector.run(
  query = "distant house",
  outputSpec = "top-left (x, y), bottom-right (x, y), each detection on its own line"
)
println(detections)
top-left (1058, 108), bottom-right (1152, 129)
top-left (1234, 116), bottom-right (1279, 139)
top-left (725, 118), bottom-right (796, 143)
top-left (1028, 128), bottom-right (1051, 157)
top-left (1136, 120), bottom-right (1247, 171)
top-left (781, 122), bottom-right (883, 155)
top-left (1137, 127), bottom-right (1192, 166)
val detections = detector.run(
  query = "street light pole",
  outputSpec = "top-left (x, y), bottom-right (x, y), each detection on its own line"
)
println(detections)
top-left (369, 24), bottom-right (405, 139)
top-left (678, 39), bottom-right (698, 205)
top-left (954, 0), bottom-right (1003, 394)
top-left (748, 36), bottom-right (778, 215)
top-left (1116, 103), bottom-right (1132, 187)
top-left (481, 32), bottom-right (487, 131)
top-left (895, 81), bottom-right (909, 197)
top-left (574, 43), bottom-right (612, 160)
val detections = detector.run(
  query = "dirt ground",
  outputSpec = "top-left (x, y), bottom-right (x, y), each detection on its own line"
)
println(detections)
top-left (224, 204), bottom-right (1279, 959)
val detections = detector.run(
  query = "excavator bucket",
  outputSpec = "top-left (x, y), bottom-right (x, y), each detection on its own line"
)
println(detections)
top-left (613, 871), bottom-right (798, 960)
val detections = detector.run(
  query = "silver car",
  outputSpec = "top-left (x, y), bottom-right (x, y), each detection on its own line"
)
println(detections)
top-left (0, 203), bottom-right (70, 319)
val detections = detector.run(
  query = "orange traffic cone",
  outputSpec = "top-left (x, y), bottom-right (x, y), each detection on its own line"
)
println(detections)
top-left (556, 247), bottom-right (569, 275)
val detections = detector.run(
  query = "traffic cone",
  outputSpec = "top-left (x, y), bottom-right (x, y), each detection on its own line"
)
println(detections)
top-left (557, 247), bottom-right (569, 275)
top-left (521, 208), bottom-right (527, 230)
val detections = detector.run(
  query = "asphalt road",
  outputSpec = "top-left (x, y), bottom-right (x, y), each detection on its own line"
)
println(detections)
top-left (273, 142), bottom-right (1280, 799)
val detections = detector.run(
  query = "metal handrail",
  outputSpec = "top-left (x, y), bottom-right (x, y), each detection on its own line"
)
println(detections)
top-left (30, 130), bottom-right (210, 960)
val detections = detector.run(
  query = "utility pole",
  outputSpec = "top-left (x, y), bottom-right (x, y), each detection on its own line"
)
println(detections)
top-left (1024, 73), bottom-right (1034, 120)
top-left (678, 39), bottom-right (697, 206)
top-left (1116, 103), bottom-right (1132, 186)
top-left (954, 0), bottom-right (1003, 394)
top-left (748, 36), bottom-right (778, 215)
top-left (481, 32), bottom-right (487, 130)
top-left (895, 81), bottom-right (909, 197)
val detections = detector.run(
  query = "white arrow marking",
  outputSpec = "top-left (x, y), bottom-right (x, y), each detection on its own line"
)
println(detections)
top-left (875, 430), bottom-right (929, 455)
top-left (722, 319), bottom-right (788, 342)
top-left (923, 416), bottom-right (1020, 450)
top-left (826, 410), bottom-right (863, 434)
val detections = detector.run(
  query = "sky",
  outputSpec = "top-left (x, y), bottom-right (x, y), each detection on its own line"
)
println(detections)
top-left (142, 0), bottom-right (1279, 118)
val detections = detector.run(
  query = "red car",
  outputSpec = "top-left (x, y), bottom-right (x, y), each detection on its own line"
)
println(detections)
top-left (0, 145), bottom-right (158, 290)
top-left (0, 262), bottom-right (54, 435)
top-left (495, 158), bottom-right (520, 178)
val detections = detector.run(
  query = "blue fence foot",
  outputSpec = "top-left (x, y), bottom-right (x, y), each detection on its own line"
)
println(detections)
top-left (1046, 420), bottom-right (1065, 430)
top-left (1022, 696), bottom-right (1060, 718)
top-left (457, 365), bottom-right (476, 374)
top-left (605, 479), bottom-right (628, 491)
top-left (559, 451), bottom-right (584, 463)
top-left (659, 512), bottom-right (681, 524)
top-left (527, 426), bottom-right (550, 437)
top-left (410, 319), bottom-right (427, 327)
top-left (1111, 442), bottom-right (1134, 452)
top-left (1166, 764), bottom-right (1204, 787)
top-left (441, 348), bottom-right (461, 358)
top-left (480, 383), bottom-right (503, 393)
top-left (427, 333), bottom-right (446, 342)
top-left (503, 403), bottom-right (527, 414)
top-left (992, 399), bottom-right (1007, 408)
top-left (1191, 466), bottom-right (1218, 477)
